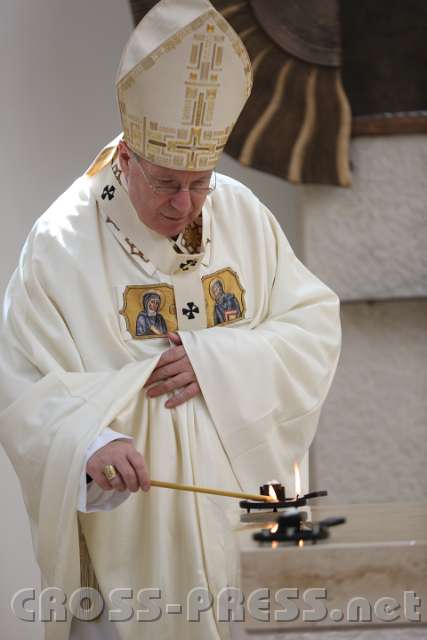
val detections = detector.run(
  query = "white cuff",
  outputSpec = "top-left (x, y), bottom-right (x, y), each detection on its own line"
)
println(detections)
top-left (78, 427), bottom-right (133, 512)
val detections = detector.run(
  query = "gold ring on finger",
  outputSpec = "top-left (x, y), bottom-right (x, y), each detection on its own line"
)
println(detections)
top-left (103, 464), bottom-right (118, 481)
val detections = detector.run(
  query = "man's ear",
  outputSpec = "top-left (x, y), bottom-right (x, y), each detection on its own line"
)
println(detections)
top-left (117, 140), bottom-right (132, 178)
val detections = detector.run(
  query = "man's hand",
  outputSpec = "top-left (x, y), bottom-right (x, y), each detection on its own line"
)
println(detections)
top-left (144, 332), bottom-right (201, 409)
top-left (87, 439), bottom-right (150, 493)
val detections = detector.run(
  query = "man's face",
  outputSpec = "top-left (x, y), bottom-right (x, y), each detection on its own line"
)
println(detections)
top-left (118, 142), bottom-right (212, 237)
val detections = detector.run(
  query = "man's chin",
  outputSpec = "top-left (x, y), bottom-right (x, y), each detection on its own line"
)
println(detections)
top-left (161, 214), bottom-right (186, 223)
top-left (160, 214), bottom-right (191, 234)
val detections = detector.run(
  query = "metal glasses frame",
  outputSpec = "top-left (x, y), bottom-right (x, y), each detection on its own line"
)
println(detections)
top-left (133, 155), bottom-right (216, 196)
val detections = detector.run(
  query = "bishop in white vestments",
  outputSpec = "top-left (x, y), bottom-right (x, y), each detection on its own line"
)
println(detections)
top-left (0, 1), bottom-right (341, 639)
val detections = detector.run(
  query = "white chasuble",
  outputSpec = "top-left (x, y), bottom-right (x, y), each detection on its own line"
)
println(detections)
top-left (0, 143), bottom-right (341, 640)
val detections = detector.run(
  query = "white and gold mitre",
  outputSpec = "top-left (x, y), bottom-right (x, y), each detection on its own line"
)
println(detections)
top-left (116, 0), bottom-right (252, 171)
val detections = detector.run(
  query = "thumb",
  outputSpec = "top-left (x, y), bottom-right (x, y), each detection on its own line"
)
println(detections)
top-left (167, 332), bottom-right (182, 346)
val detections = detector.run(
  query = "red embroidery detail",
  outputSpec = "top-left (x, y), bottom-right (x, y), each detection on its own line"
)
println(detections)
top-left (125, 238), bottom-right (149, 262)
top-left (106, 216), bottom-right (120, 232)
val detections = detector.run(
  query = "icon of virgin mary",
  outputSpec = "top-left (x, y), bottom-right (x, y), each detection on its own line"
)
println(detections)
top-left (136, 291), bottom-right (168, 336)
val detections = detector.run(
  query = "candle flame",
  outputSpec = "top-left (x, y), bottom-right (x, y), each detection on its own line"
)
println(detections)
top-left (271, 522), bottom-right (279, 550)
top-left (268, 484), bottom-right (278, 502)
top-left (298, 539), bottom-right (304, 548)
top-left (293, 462), bottom-right (301, 497)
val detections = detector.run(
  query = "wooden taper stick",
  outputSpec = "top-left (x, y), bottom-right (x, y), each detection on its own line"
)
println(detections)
top-left (150, 480), bottom-right (274, 502)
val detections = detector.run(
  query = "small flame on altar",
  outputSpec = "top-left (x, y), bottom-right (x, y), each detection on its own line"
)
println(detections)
top-left (298, 539), bottom-right (304, 548)
top-left (293, 462), bottom-right (301, 497)
top-left (270, 520), bottom-right (279, 549)
top-left (268, 484), bottom-right (278, 502)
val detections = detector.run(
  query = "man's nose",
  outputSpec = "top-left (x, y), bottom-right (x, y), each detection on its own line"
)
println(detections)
top-left (170, 188), bottom-right (193, 213)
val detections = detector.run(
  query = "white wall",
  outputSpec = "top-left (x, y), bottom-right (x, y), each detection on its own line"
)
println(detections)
top-left (0, 2), bottom-right (299, 638)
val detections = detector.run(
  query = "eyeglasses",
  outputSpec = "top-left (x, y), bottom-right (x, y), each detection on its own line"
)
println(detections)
top-left (134, 157), bottom-right (216, 196)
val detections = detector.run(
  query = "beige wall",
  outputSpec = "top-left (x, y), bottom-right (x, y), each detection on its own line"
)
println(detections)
top-left (299, 136), bottom-right (427, 503)
top-left (0, 2), bottom-right (298, 638)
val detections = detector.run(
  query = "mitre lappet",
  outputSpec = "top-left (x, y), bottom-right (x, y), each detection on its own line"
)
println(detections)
top-left (116, 0), bottom-right (253, 171)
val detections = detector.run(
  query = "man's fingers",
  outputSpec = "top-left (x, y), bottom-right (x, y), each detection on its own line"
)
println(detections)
top-left (87, 441), bottom-right (149, 493)
top-left (142, 338), bottom-right (200, 407)
top-left (167, 332), bottom-right (182, 346)
top-left (145, 358), bottom-right (187, 385)
top-left (87, 458), bottom-right (121, 491)
top-left (158, 345), bottom-right (186, 365)
top-left (107, 472), bottom-right (127, 492)
top-left (144, 346), bottom-right (186, 387)
top-left (165, 382), bottom-right (201, 409)
top-left (128, 449), bottom-right (151, 492)
top-left (89, 472), bottom-right (115, 492)
top-left (89, 467), bottom-right (127, 492)
top-left (114, 458), bottom-right (141, 492)
top-left (147, 372), bottom-right (194, 398)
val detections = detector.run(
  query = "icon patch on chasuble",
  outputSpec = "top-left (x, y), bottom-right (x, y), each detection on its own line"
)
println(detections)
top-left (202, 268), bottom-right (246, 328)
top-left (120, 285), bottom-right (177, 339)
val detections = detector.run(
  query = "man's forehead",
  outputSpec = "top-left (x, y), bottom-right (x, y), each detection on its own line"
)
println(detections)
top-left (145, 158), bottom-right (212, 180)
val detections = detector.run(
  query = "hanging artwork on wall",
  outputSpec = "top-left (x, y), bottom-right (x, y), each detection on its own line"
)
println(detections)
top-left (128, 1), bottom-right (427, 186)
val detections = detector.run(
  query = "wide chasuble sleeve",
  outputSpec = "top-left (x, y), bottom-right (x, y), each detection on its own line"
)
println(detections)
top-left (0, 154), bottom-right (340, 640)
top-left (180, 206), bottom-right (341, 491)
top-left (0, 228), bottom-right (161, 640)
